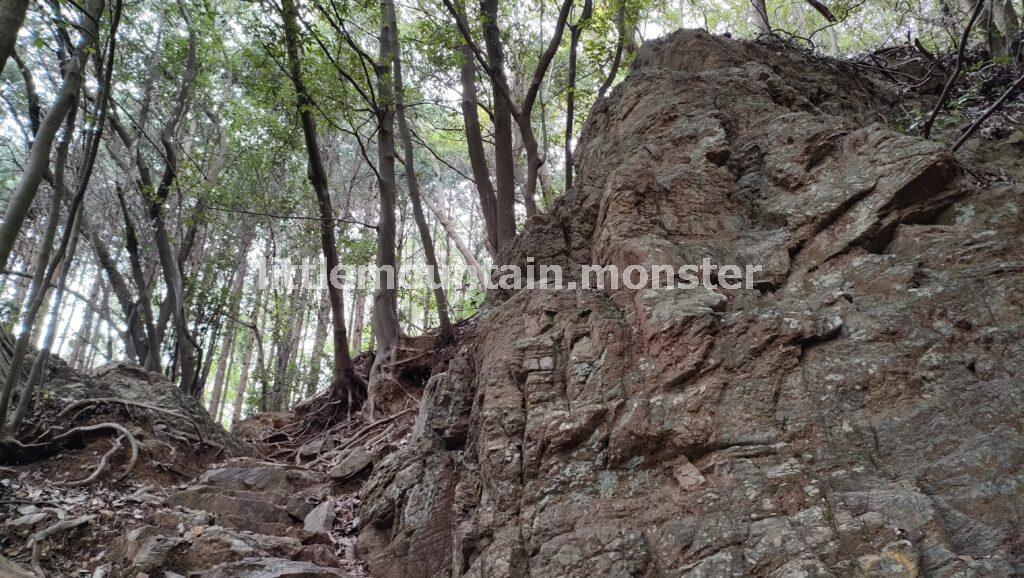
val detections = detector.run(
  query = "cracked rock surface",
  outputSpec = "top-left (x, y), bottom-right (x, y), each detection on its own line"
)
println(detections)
top-left (355, 30), bottom-right (1024, 577)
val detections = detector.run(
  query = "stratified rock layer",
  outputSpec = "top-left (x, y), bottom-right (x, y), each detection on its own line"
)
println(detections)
top-left (357, 30), bottom-right (1024, 577)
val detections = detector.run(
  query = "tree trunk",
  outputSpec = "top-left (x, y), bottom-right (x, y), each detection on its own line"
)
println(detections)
top-left (366, 0), bottom-right (403, 417)
top-left (0, 92), bottom-right (81, 429)
top-left (422, 194), bottom-right (487, 287)
top-left (457, 42), bottom-right (500, 259)
top-left (280, 0), bottom-right (365, 411)
top-left (388, 0), bottom-right (455, 342)
top-left (480, 0), bottom-right (518, 251)
top-left (350, 271), bottom-right (366, 355)
top-left (83, 215), bottom-right (148, 362)
top-left (215, 344), bottom-right (234, 423)
top-left (0, 0), bottom-right (29, 73)
top-left (751, 0), bottom-right (771, 34)
top-left (68, 275), bottom-right (102, 368)
top-left (270, 280), bottom-right (304, 411)
top-left (55, 269), bottom-right (83, 355)
top-left (115, 187), bottom-right (160, 370)
top-left (88, 282), bottom-right (111, 370)
top-left (231, 277), bottom-right (264, 426)
top-left (565, 0), bottom-right (593, 192)
top-left (207, 233), bottom-right (251, 416)
top-left (0, 0), bottom-right (104, 271)
top-left (9, 204), bottom-right (85, 432)
top-left (512, 0), bottom-right (574, 219)
top-left (597, 4), bottom-right (626, 101)
top-left (307, 288), bottom-right (329, 397)
top-left (208, 326), bottom-right (235, 417)
top-left (5, 0), bottom-right (119, 432)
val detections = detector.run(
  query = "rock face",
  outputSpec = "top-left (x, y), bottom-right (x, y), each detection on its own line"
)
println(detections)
top-left (356, 30), bottom-right (1024, 576)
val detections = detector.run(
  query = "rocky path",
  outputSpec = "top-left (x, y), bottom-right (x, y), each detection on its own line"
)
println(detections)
top-left (115, 458), bottom-right (366, 577)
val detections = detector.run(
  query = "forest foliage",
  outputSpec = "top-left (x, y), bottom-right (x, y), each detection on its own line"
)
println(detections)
top-left (0, 0), bottom-right (1020, 432)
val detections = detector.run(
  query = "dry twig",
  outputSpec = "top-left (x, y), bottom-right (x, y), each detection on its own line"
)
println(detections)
top-left (28, 514), bottom-right (97, 576)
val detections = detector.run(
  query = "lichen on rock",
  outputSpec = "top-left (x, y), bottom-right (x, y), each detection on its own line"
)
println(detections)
top-left (355, 29), bottom-right (1024, 577)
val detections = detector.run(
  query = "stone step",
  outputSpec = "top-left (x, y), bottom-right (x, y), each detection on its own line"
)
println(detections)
top-left (197, 460), bottom-right (325, 494)
top-left (120, 459), bottom-right (354, 575)
top-left (198, 556), bottom-right (351, 577)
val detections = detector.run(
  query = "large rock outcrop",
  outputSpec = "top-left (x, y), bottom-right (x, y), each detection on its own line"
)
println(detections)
top-left (357, 30), bottom-right (1024, 576)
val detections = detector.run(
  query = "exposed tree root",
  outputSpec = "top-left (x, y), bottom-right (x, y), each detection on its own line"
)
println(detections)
top-left (0, 554), bottom-right (34, 578)
top-left (0, 394), bottom-right (221, 484)
top-left (28, 514), bottom-right (97, 576)
top-left (47, 422), bottom-right (139, 484)
top-left (4, 422), bottom-right (141, 485)
top-left (58, 434), bottom-right (124, 487)
top-left (304, 408), bottom-right (414, 468)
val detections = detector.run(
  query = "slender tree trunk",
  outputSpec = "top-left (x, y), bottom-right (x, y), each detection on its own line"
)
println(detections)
top-left (457, 42), bottom-right (500, 259)
top-left (68, 275), bottom-right (102, 368)
top-left (388, 0), bottom-right (454, 342)
top-left (5, 0), bottom-right (119, 432)
top-left (270, 278), bottom-right (304, 411)
top-left (280, 0), bottom-right (365, 410)
top-left (88, 282), bottom-right (111, 370)
top-left (115, 187), bottom-right (160, 369)
top-left (83, 216), bottom-right (147, 361)
top-left (0, 0), bottom-right (104, 271)
top-left (55, 271), bottom-right (82, 355)
top-left (597, 3), bottom-right (625, 101)
top-left (207, 234), bottom-right (251, 415)
top-left (216, 345), bottom-right (234, 423)
top-left (565, 0), bottom-right (593, 192)
top-left (350, 271), bottom-right (366, 355)
top-left (513, 0), bottom-right (574, 220)
top-left (9, 241), bottom-right (34, 321)
top-left (232, 277), bottom-right (264, 426)
top-left (9, 205), bottom-right (85, 432)
top-left (307, 288), bottom-right (329, 397)
top-left (208, 326), bottom-right (235, 415)
top-left (0, 98), bottom-right (81, 429)
top-left (423, 194), bottom-right (487, 287)
top-left (0, 0), bottom-right (29, 73)
top-left (366, 0), bottom-right (403, 418)
top-left (480, 0), bottom-right (518, 251)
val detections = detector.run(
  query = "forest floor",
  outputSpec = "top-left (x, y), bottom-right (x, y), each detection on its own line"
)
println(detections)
top-left (0, 323), bottom-right (463, 577)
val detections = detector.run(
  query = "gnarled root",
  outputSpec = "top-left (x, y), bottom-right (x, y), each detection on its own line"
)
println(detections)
top-left (28, 514), bottom-right (97, 576)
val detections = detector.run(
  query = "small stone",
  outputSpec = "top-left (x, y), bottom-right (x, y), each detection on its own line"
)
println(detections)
top-left (673, 460), bottom-right (705, 491)
top-left (329, 449), bottom-right (372, 481)
top-left (287, 495), bottom-right (315, 521)
top-left (303, 500), bottom-right (336, 540)
top-left (9, 512), bottom-right (48, 527)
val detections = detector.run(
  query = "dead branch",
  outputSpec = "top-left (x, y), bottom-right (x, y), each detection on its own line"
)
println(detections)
top-left (922, 0), bottom-right (986, 139)
top-left (29, 514), bottom-right (97, 576)
top-left (952, 72), bottom-right (1024, 152)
